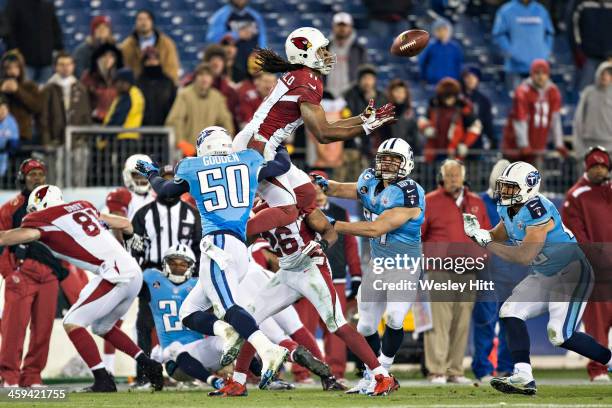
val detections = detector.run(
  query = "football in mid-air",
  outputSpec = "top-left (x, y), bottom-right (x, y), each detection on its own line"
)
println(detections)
top-left (390, 29), bottom-right (430, 57)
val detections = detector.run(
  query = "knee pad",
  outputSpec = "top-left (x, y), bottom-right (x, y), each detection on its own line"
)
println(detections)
top-left (547, 320), bottom-right (566, 346)
top-left (357, 320), bottom-right (378, 337)
top-left (91, 323), bottom-right (111, 337)
top-left (385, 310), bottom-right (406, 331)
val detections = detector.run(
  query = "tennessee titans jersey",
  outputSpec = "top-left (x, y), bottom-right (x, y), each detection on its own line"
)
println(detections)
top-left (497, 194), bottom-right (583, 276)
top-left (357, 168), bottom-right (425, 258)
top-left (175, 149), bottom-right (263, 240)
top-left (143, 269), bottom-right (202, 348)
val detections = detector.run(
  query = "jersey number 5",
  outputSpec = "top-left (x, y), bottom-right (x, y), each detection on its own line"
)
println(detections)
top-left (197, 164), bottom-right (250, 212)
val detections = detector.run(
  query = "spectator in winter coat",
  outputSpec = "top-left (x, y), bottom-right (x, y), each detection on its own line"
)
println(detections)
top-left (419, 77), bottom-right (482, 162)
top-left (461, 66), bottom-right (496, 150)
top-left (73, 15), bottom-right (115, 78)
top-left (136, 47), bottom-right (176, 126)
top-left (0, 97), bottom-right (19, 176)
top-left (419, 18), bottom-right (464, 85)
top-left (502, 59), bottom-right (567, 162)
top-left (104, 68), bottom-right (145, 141)
top-left (569, 0), bottom-right (612, 91)
top-left (41, 52), bottom-right (92, 146)
top-left (326, 12), bottom-right (368, 98)
top-left (237, 71), bottom-right (276, 127)
top-left (206, 0), bottom-right (267, 83)
top-left (384, 79), bottom-right (420, 154)
top-left (562, 146), bottom-right (612, 382)
top-left (4, 0), bottom-right (63, 83)
top-left (0, 50), bottom-right (42, 142)
top-left (203, 45), bottom-right (240, 130)
top-left (165, 63), bottom-right (234, 147)
top-left (81, 43), bottom-right (123, 123)
top-left (120, 10), bottom-right (180, 84)
top-left (492, 0), bottom-right (554, 90)
top-left (573, 61), bottom-right (612, 158)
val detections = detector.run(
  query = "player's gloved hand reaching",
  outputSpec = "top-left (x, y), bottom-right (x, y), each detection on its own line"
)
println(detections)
top-left (135, 160), bottom-right (159, 178)
top-left (125, 233), bottom-right (149, 257)
top-left (301, 239), bottom-right (328, 260)
top-left (463, 213), bottom-right (492, 248)
top-left (309, 172), bottom-right (329, 193)
top-left (347, 276), bottom-right (361, 300)
top-left (361, 99), bottom-right (396, 135)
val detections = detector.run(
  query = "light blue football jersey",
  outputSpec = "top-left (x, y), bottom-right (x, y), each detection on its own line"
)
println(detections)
top-left (175, 150), bottom-right (264, 240)
top-left (497, 194), bottom-right (583, 276)
top-left (143, 269), bottom-right (202, 348)
top-left (356, 168), bottom-right (425, 258)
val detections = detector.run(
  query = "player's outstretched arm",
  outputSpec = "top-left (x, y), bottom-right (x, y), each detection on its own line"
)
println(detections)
top-left (305, 208), bottom-right (338, 248)
top-left (257, 145), bottom-right (291, 181)
top-left (330, 99), bottom-right (396, 128)
top-left (0, 227), bottom-right (40, 246)
top-left (334, 207), bottom-right (421, 238)
top-left (487, 220), bottom-right (552, 265)
top-left (300, 102), bottom-right (394, 144)
top-left (489, 221), bottom-right (509, 242)
top-left (310, 172), bottom-right (358, 200)
top-left (100, 213), bottom-right (134, 236)
top-left (135, 160), bottom-right (190, 199)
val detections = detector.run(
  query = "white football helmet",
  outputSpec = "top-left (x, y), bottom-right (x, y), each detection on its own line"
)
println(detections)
top-left (375, 138), bottom-right (415, 181)
top-left (162, 244), bottom-right (196, 284)
top-left (196, 126), bottom-right (233, 157)
top-left (27, 185), bottom-right (64, 213)
top-left (285, 27), bottom-right (336, 75)
top-left (495, 161), bottom-right (541, 206)
top-left (123, 154), bottom-right (152, 195)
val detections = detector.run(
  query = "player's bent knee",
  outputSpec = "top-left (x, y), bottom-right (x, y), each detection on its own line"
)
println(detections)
top-left (91, 323), bottom-right (112, 337)
top-left (63, 323), bottom-right (80, 333)
top-left (386, 311), bottom-right (406, 330)
top-left (547, 321), bottom-right (567, 346)
top-left (357, 321), bottom-right (378, 337)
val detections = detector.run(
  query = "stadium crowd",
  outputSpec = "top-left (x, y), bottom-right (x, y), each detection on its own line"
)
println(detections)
top-left (0, 0), bottom-right (610, 389)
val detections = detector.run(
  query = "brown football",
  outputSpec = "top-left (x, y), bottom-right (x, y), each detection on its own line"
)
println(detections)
top-left (390, 29), bottom-right (430, 57)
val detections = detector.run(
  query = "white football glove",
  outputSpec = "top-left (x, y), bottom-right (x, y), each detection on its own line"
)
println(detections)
top-left (126, 233), bottom-right (148, 256)
top-left (463, 213), bottom-right (481, 236)
top-left (361, 100), bottom-right (396, 135)
top-left (470, 229), bottom-right (493, 248)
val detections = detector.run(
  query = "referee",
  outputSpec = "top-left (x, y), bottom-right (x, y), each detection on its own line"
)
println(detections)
top-left (130, 164), bottom-right (201, 386)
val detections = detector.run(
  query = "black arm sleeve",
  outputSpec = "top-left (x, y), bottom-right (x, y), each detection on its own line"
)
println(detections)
top-left (148, 173), bottom-right (190, 199)
top-left (139, 282), bottom-right (151, 302)
top-left (257, 147), bottom-right (291, 181)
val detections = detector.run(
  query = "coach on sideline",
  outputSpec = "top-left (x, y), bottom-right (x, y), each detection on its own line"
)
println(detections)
top-left (421, 159), bottom-right (490, 384)
top-left (130, 164), bottom-right (201, 386)
top-left (562, 146), bottom-right (612, 382)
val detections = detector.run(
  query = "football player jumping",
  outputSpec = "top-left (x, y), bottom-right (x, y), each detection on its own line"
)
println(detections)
top-left (0, 185), bottom-right (164, 392)
top-left (233, 27), bottom-right (396, 238)
top-left (463, 161), bottom-right (612, 395)
top-left (312, 138), bottom-right (425, 394)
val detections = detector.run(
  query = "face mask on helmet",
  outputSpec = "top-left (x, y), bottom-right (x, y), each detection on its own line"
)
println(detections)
top-left (313, 47), bottom-right (336, 75)
top-left (162, 255), bottom-right (194, 284)
top-left (494, 179), bottom-right (522, 206)
top-left (375, 152), bottom-right (405, 181)
top-left (123, 154), bottom-right (152, 195)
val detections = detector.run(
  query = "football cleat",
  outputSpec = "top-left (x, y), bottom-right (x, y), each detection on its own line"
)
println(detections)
top-left (208, 378), bottom-right (248, 397)
top-left (292, 345), bottom-right (332, 379)
top-left (219, 326), bottom-right (245, 367)
top-left (321, 375), bottom-right (348, 391)
top-left (490, 373), bottom-right (537, 396)
top-left (370, 374), bottom-right (400, 396)
top-left (139, 357), bottom-right (164, 391)
top-left (266, 378), bottom-right (296, 391)
top-left (345, 370), bottom-right (371, 394)
top-left (259, 345), bottom-right (289, 390)
top-left (77, 379), bottom-right (117, 393)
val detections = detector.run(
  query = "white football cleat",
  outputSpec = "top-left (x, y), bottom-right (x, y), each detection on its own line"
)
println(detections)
top-left (592, 373), bottom-right (610, 382)
top-left (345, 371), bottom-right (371, 394)
top-left (218, 325), bottom-right (244, 367)
top-left (490, 370), bottom-right (537, 396)
top-left (259, 345), bottom-right (289, 390)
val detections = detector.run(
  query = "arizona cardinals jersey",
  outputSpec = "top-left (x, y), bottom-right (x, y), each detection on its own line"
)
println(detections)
top-left (21, 200), bottom-right (139, 278)
top-left (105, 187), bottom-right (154, 220)
top-left (234, 66), bottom-right (323, 154)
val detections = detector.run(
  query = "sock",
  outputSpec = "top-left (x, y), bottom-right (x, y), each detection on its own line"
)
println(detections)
top-left (279, 339), bottom-right (298, 362)
top-left (102, 326), bottom-right (142, 359)
top-left (502, 317), bottom-right (531, 364)
top-left (514, 362), bottom-right (533, 379)
top-left (246, 205), bottom-right (299, 236)
top-left (371, 365), bottom-right (389, 377)
top-left (381, 325), bottom-right (404, 359)
top-left (102, 354), bottom-right (115, 374)
top-left (176, 352), bottom-right (212, 382)
top-left (67, 327), bottom-right (103, 369)
top-left (336, 324), bottom-right (381, 372)
top-left (378, 352), bottom-right (395, 372)
top-left (560, 332), bottom-right (612, 365)
top-left (182, 311), bottom-right (219, 336)
top-left (232, 371), bottom-right (247, 385)
top-left (225, 305), bottom-right (259, 339)
top-left (103, 319), bottom-right (122, 354)
top-left (291, 327), bottom-right (324, 360)
top-left (365, 332), bottom-right (381, 356)
top-left (235, 341), bottom-right (257, 375)
top-left (247, 330), bottom-right (275, 356)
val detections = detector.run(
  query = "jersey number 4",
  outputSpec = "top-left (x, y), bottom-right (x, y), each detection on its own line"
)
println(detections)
top-left (197, 164), bottom-right (250, 211)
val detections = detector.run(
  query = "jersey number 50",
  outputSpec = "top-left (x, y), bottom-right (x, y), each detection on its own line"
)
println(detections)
top-left (197, 164), bottom-right (250, 211)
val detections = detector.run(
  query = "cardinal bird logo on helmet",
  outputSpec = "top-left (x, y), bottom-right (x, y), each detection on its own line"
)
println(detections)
top-left (291, 37), bottom-right (312, 51)
top-left (35, 186), bottom-right (49, 202)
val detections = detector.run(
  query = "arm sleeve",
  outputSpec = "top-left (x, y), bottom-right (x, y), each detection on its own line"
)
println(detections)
top-left (297, 87), bottom-right (321, 106)
top-left (342, 210), bottom-right (362, 277)
top-left (139, 281), bottom-right (151, 302)
top-left (132, 207), bottom-right (146, 236)
top-left (492, 11), bottom-right (511, 53)
top-left (148, 174), bottom-right (190, 199)
top-left (257, 147), bottom-right (290, 181)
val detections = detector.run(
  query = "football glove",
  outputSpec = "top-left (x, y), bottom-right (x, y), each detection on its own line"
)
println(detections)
top-left (135, 160), bottom-right (159, 178)
top-left (302, 239), bottom-right (328, 257)
top-left (462, 213), bottom-right (481, 237)
top-left (125, 233), bottom-right (149, 257)
top-left (469, 229), bottom-right (493, 248)
top-left (310, 172), bottom-right (329, 192)
top-left (347, 276), bottom-right (361, 300)
top-left (362, 102), bottom-right (396, 135)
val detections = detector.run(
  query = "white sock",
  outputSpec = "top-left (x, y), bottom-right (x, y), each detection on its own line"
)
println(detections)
top-left (247, 330), bottom-right (274, 355)
top-left (102, 354), bottom-right (115, 375)
top-left (232, 371), bottom-right (247, 385)
top-left (378, 353), bottom-right (395, 371)
top-left (514, 362), bottom-right (533, 378)
top-left (91, 362), bottom-right (106, 371)
top-left (371, 365), bottom-right (389, 377)
top-left (213, 320), bottom-right (233, 339)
